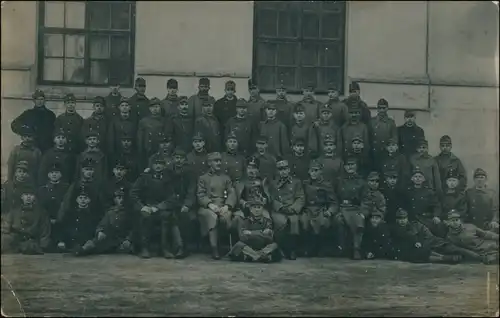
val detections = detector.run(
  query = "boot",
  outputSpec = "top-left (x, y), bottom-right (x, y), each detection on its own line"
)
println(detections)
top-left (288, 235), bottom-right (298, 260)
top-left (440, 254), bottom-right (462, 264)
top-left (335, 226), bottom-right (346, 257)
top-left (161, 222), bottom-right (174, 259)
top-left (352, 249), bottom-right (362, 260)
top-left (172, 225), bottom-right (186, 259)
top-left (352, 232), bottom-right (363, 260)
top-left (209, 229), bottom-right (220, 260)
top-left (140, 235), bottom-right (151, 259)
top-left (309, 234), bottom-right (320, 257)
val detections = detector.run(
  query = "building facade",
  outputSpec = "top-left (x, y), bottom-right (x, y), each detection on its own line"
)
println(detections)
top-left (1, 1), bottom-right (499, 189)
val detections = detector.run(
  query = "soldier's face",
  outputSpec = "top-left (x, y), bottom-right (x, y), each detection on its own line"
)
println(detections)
top-left (309, 167), bottom-right (322, 180)
top-left (48, 171), bottom-right (62, 182)
top-left (324, 142), bottom-right (336, 154)
top-left (159, 141), bottom-right (172, 151)
top-left (344, 162), bottom-right (357, 174)
top-left (54, 135), bottom-right (67, 147)
top-left (417, 145), bottom-right (428, 155)
top-left (349, 111), bottom-right (360, 121)
top-left (65, 101), bottom-right (76, 113)
top-left (293, 111), bottom-right (306, 122)
top-left (136, 84), bottom-right (146, 94)
top-left (21, 193), bottom-right (35, 205)
top-left (152, 162), bottom-right (165, 172)
top-left (111, 85), bottom-right (120, 94)
top-left (447, 217), bottom-right (461, 229)
top-left (386, 143), bottom-right (398, 154)
top-left (121, 139), bottom-right (132, 149)
top-left (278, 166), bottom-right (290, 178)
top-left (385, 176), bottom-right (398, 187)
top-left (250, 205), bottom-right (264, 217)
top-left (203, 104), bottom-right (213, 115)
top-left (150, 105), bottom-right (161, 115)
top-left (82, 167), bottom-right (94, 179)
top-left (440, 143), bottom-right (452, 154)
top-left (404, 115), bottom-right (415, 126)
top-left (292, 144), bottom-right (305, 155)
top-left (21, 135), bottom-right (34, 144)
top-left (328, 90), bottom-right (339, 99)
top-left (411, 173), bottom-right (425, 185)
top-left (246, 165), bottom-right (259, 178)
top-left (225, 88), bottom-right (235, 97)
top-left (276, 88), bottom-right (286, 98)
top-left (370, 215), bottom-right (382, 227)
top-left (210, 159), bottom-right (222, 171)
top-left (302, 88), bottom-right (314, 97)
top-left (94, 103), bottom-right (105, 114)
top-left (368, 179), bottom-right (379, 190)
top-left (320, 110), bottom-right (332, 122)
top-left (265, 108), bottom-right (277, 118)
top-left (86, 136), bottom-right (99, 148)
top-left (236, 107), bottom-right (247, 117)
top-left (174, 154), bottom-right (185, 166)
top-left (76, 195), bottom-right (91, 207)
top-left (34, 97), bottom-right (45, 107)
top-left (226, 139), bottom-right (238, 151)
top-left (193, 140), bottom-right (205, 151)
top-left (474, 175), bottom-right (487, 187)
top-left (249, 87), bottom-right (259, 97)
top-left (178, 101), bottom-right (189, 113)
top-left (198, 84), bottom-right (210, 94)
top-left (256, 142), bottom-right (267, 153)
top-left (396, 217), bottom-right (408, 227)
top-left (113, 167), bottom-right (126, 178)
top-left (352, 140), bottom-right (364, 152)
top-left (114, 195), bottom-right (124, 206)
top-left (14, 169), bottom-right (28, 181)
top-left (446, 178), bottom-right (459, 189)
top-left (377, 105), bottom-right (388, 115)
top-left (349, 90), bottom-right (360, 97)
top-left (167, 88), bottom-right (178, 96)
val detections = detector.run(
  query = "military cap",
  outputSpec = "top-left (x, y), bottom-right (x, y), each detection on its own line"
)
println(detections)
top-left (377, 98), bottom-right (389, 107)
top-left (446, 168), bottom-right (459, 180)
top-left (411, 166), bottom-right (425, 177)
top-left (173, 148), bottom-right (187, 157)
top-left (248, 197), bottom-right (265, 207)
top-left (158, 132), bottom-right (172, 143)
top-left (417, 139), bottom-right (428, 146)
top-left (85, 130), bottom-right (99, 139)
top-left (327, 83), bottom-right (337, 91)
top-left (256, 135), bottom-right (268, 144)
top-left (113, 158), bottom-right (127, 169)
top-left (349, 81), bottom-right (361, 92)
top-left (277, 80), bottom-right (286, 90)
top-left (367, 171), bottom-right (380, 181)
top-left (149, 97), bottom-right (162, 107)
top-left (167, 78), bottom-right (178, 89)
top-left (20, 185), bottom-right (37, 195)
top-left (120, 132), bottom-right (134, 140)
top-left (351, 134), bottom-right (364, 143)
top-left (64, 93), bottom-right (76, 103)
top-left (18, 124), bottom-right (35, 137)
top-left (371, 210), bottom-right (384, 218)
top-left (440, 135), bottom-right (452, 144)
top-left (248, 78), bottom-right (258, 89)
top-left (225, 80), bottom-right (236, 89)
top-left (236, 98), bottom-right (247, 108)
top-left (207, 152), bottom-right (222, 161)
top-left (344, 156), bottom-right (358, 165)
top-left (201, 98), bottom-right (214, 107)
top-left (292, 137), bottom-right (306, 146)
top-left (447, 209), bottom-right (461, 220)
top-left (77, 185), bottom-right (90, 198)
top-left (320, 103), bottom-right (333, 113)
top-left (323, 134), bottom-right (336, 144)
top-left (404, 109), bottom-right (416, 117)
top-left (265, 101), bottom-right (276, 109)
top-left (151, 153), bottom-right (166, 164)
top-left (135, 77), bottom-right (146, 86)
top-left (293, 103), bottom-right (305, 113)
top-left (119, 96), bottom-right (130, 104)
top-left (473, 168), bottom-right (487, 178)
top-left (383, 169), bottom-right (399, 177)
top-left (16, 160), bottom-right (29, 171)
top-left (114, 187), bottom-right (126, 197)
top-left (49, 162), bottom-right (62, 172)
top-left (93, 96), bottom-right (105, 105)
top-left (193, 132), bottom-right (205, 141)
top-left (226, 130), bottom-right (238, 141)
top-left (276, 158), bottom-right (289, 169)
top-left (303, 81), bottom-right (315, 90)
top-left (309, 159), bottom-right (324, 170)
top-left (395, 208), bottom-right (408, 219)
top-left (179, 96), bottom-right (189, 103)
top-left (199, 77), bottom-right (210, 86)
top-left (32, 89), bottom-right (45, 99)
top-left (247, 156), bottom-right (260, 167)
top-left (81, 157), bottom-right (95, 169)
top-left (386, 137), bottom-right (398, 145)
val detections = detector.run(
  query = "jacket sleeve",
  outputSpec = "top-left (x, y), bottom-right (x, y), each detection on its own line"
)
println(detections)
top-left (7, 146), bottom-right (18, 182)
top-left (10, 110), bottom-right (30, 135)
top-left (390, 119), bottom-right (398, 143)
top-left (197, 175), bottom-right (212, 208)
top-left (456, 160), bottom-right (468, 192)
top-left (279, 123), bottom-right (291, 156)
top-left (107, 120), bottom-right (116, 154)
top-left (95, 210), bottom-right (111, 234)
top-left (270, 183), bottom-right (284, 213)
top-left (57, 183), bottom-right (74, 222)
top-left (327, 184), bottom-right (339, 215)
top-left (337, 126), bottom-right (345, 158)
top-left (475, 227), bottom-right (499, 241)
top-left (308, 123), bottom-right (320, 157)
top-left (430, 190), bottom-right (442, 218)
top-left (432, 159), bottom-right (443, 198)
top-left (34, 148), bottom-right (42, 185)
top-left (136, 120), bottom-right (145, 153)
top-left (130, 176), bottom-right (145, 211)
top-left (377, 193), bottom-right (387, 216)
top-left (182, 172), bottom-right (197, 208)
top-left (290, 181), bottom-right (305, 214)
top-left (234, 181), bottom-right (246, 207)
top-left (362, 124), bottom-right (370, 158)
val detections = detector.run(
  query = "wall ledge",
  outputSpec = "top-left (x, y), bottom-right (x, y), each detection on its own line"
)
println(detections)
top-left (1, 65), bottom-right (32, 71)
top-left (352, 77), bottom-right (500, 88)
top-left (137, 70), bottom-right (251, 79)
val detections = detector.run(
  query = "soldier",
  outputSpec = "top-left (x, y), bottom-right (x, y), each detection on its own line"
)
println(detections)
top-left (259, 102), bottom-right (290, 158)
top-left (104, 83), bottom-right (123, 120)
top-left (335, 156), bottom-right (368, 260)
top-left (361, 210), bottom-right (395, 260)
top-left (465, 168), bottom-right (499, 232)
top-left (167, 96), bottom-right (196, 153)
top-left (228, 198), bottom-right (280, 263)
top-left (349, 135), bottom-right (371, 178)
top-left (246, 79), bottom-right (266, 127)
top-left (1, 161), bottom-right (34, 213)
top-left (195, 99), bottom-right (222, 153)
top-left (316, 134), bottom-right (343, 188)
top-left (187, 77), bottom-right (216, 119)
top-left (75, 131), bottom-right (108, 186)
top-left (38, 128), bottom-right (75, 184)
top-left (343, 82), bottom-right (371, 126)
top-left (289, 103), bottom-right (312, 153)
top-left (435, 135), bottom-right (467, 192)
top-left (147, 133), bottom-right (174, 169)
top-left (268, 158), bottom-right (305, 260)
top-left (375, 137), bottom-right (410, 188)
top-left (128, 77), bottom-right (150, 123)
top-left (111, 134), bottom-right (139, 183)
top-left (445, 210), bottom-right (498, 264)
top-left (380, 170), bottom-right (405, 225)
top-left (81, 96), bottom-right (109, 153)
top-left (104, 158), bottom-right (132, 209)
top-left (253, 135), bottom-right (277, 181)
top-left (7, 124), bottom-right (41, 185)
top-left (55, 93), bottom-right (84, 154)
top-left (309, 103), bottom-right (340, 157)
top-left (369, 98), bottom-right (397, 165)
top-left (11, 89), bottom-right (55, 154)
top-left (442, 169), bottom-right (467, 221)
top-left (267, 80), bottom-right (293, 131)
top-left (130, 154), bottom-right (174, 259)
top-left (1, 187), bottom-right (50, 254)
top-left (285, 138), bottom-right (311, 182)
top-left (137, 97), bottom-right (166, 171)
top-left (162, 78), bottom-right (180, 119)
top-left (409, 139), bottom-right (443, 198)
top-left (214, 80), bottom-right (238, 136)
top-left (361, 172), bottom-right (386, 219)
top-left (37, 162), bottom-right (69, 251)
top-left (187, 132), bottom-right (209, 179)
top-left (326, 84), bottom-right (349, 129)
top-left (225, 98), bottom-right (256, 156)
top-left (107, 97), bottom-right (138, 156)
top-left (197, 152), bottom-right (237, 260)
top-left (338, 103), bottom-right (370, 161)
top-left (221, 131), bottom-right (245, 182)
top-left (301, 160), bottom-right (338, 257)
top-left (299, 82), bottom-right (321, 125)
top-left (390, 208), bottom-right (462, 264)
top-left (397, 109), bottom-right (425, 159)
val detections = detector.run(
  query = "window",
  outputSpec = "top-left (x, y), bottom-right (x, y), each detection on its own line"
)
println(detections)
top-left (38, 1), bottom-right (136, 86)
top-left (253, 1), bottom-right (346, 93)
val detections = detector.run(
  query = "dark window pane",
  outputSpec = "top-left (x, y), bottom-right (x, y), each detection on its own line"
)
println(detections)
top-left (302, 13), bottom-right (319, 38)
top-left (89, 2), bottom-right (111, 30)
top-left (277, 10), bottom-right (298, 37)
top-left (109, 60), bottom-right (131, 85)
top-left (111, 36), bottom-right (129, 59)
top-left (322, 13), bottom-right (344, 39)
top-left (257, 42), bottom-right (276, 66)
top-left (258, 10), bottom-right (277, 37)
top-left (277, 67), bottom-right (296, 89)
top-left (64, 58), bottom-right (85, 83)
top-left (301, 44), bottom-right (318, 66)
top-left (318, 44), bottom-right (342, 67)
top-left (111, 3), bottom-right (130, 30)
top-left (90, 60), bottom-right (109, 84)
top-left (301, 67), bottom-right (318, 88)
top-left (320, 67), bottom-right (342, 90)
top-left (258, 66), bottom-right (275, 89)
top-left (90, 36), bottom-right (110, 59)
top-left (277, 43), bottom-right (296, 66)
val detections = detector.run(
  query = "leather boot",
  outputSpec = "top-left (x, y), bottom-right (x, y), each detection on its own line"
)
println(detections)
top-left (289, 235), bottom-right (298, 260)
top-left (209, 229), bottom-right (220, 260)
top-left (161, 222), bottom-right (174, 259)
top-left (140, 235), bottom-right (151, 259)
top-left (352, 232), bottom-right (363, 260)
top-left (172, 225), bottom-right (186, 259)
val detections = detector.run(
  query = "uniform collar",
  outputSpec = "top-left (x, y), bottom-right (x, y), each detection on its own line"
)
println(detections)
top-left (249, 95), bottom-right (264, 102)
top-left (92, 112), bottom-right (105, 119)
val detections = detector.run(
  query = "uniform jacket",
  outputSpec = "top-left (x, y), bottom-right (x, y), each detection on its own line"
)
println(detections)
top-left (239, 215), bottom-right (274, 248)
top-left (38, 147), bottom-right (76, 184)
top-left (55, 112), bottom-right (84, 154)
top-left (148, 150), bottom-right (172, 170)
top-left (369, 115), bottom-right (397, 155)
top-left (361, 222), bottom-right (394, 258)
top-left (376, 151), bottom-right (410, 185)
top-left (336, 173), bottom-right (366, 207)
top-left (351, 150), bottom-right (372, 179)
top-left (309, 120), bottom-right (340, 156)
top-left (269, 176), bottom-right (305, 214)
top-left (195, 115), bottom-right (222, 153)
top-left (289, 121), bottom-right (312, 153)
top-left (166, 164), bottom-right (197, 209)
top-left (465, 187), bottom-right (499, 228)
top-left (161, 95), bottom-right (180, 119)
top-left (327, 98), bottom-right (349, 128)
top-left (187, 93), bottom-right (216, 120)
top-left (380, 183), bottom-right (405, 224)
top-left (446, 223), bottom-right (499, 252)
top-left (253, 152), bottom-right (277, 181)
top-left (60, 205), bottom-right (100, 247)
top-left (7, 144), bottom-right (41, 185)
top-left (130, 171), bottom-right (172, 211)
top-left (128, 92), bottom-right (150, 123)
top-left (303, 178), bottom-right (338, 215)
top-left (111, 149), bottom-right (139, 182)
top-left (225, 116), bottom-right (256, 156)
top-left (397, 124), bottom-right (425, 158)
top-left (299, 96), bottom-right (321, 125)
top-left (246, 95), bottom-right (266, 126)
top-left (107, 115), bottom-right (138, 155)
top-left (317, 154), bottom-right (343, 187)
top-left (442, 190), bottom-right (467, 220)
top-left (137, 115), bottom-right (165, 155)
top-left (285, 153), bottom-right (311, 181)
top-left (403, 185), bottom-right (441, 221)
top-left (96, 204), bottom-right (132, 240)
top-left (221, 151), bottom-right (245, 182)
top-left (214, 96), bottom-right (238, 134)
top-left (391, 221), bottom-right (442, 249)
top-left (435, 152), bottom-right (467, 192)
top-left (342, 97), bottom-right (371, 125)
top-left (104, 177), bottom-right (131, 208)
top-left (104, 93), bottom-right (123, 120)
top-left (11, 106), bottom-right (56, 153)
top-left (196, 170), bottom-right (237, 208)
top-left (58, 178), bottom-right (103, 222)
top-left (259, 118), bottom-right (290, 158)
top-left (81, 112), bottom-right (108, 152)
top-left (338, 121), bottom-right (370, 159)
top-left (409, 154), bottom-right (443, 197)
top-left (361, 188), bottom-right (386, 217)
top-left (267, 98), bottom-right (293, 131)
top-left (1, 179), bottom-right (33, 213)
top-left (6, 204), bottom-right (50, 243)
top-left (167, 114), bottom-right (195, 153)
top-left (38, 181), bottom-right (70, 220)
top-left (187, 150), bottom-right (209, 179)
top-left (235, 177), bottom-right (272, 211)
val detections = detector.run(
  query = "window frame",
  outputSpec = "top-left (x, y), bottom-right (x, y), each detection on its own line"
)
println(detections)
top-left (252, 1), bottom-right (347, 95)
top-left (37, 0), bottom-right (136, 88)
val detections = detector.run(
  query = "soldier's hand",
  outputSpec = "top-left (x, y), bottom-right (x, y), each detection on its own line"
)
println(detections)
top-left (181, 206), bottom-right (189, 214)
top-left (151, 206), bottom-right (159, 213)
top-left (120, 240), bottom-right (131, 250)
top-left (242, 230), bottom-right (251, 236)
top-left (97, 231), bottom-right (106, 241)
top-left (141, 206), bottom-right (151, 214)
top-left (144, 168), bottom-right (151, 173)
top-left (57, 242), bottom-right (66, 250)
top-left (415, 242), bottom-right (422, 248)
top-left (220, 205), bottom-right (229, 214)
top-left (50, 219), bottom-right (57, 225)
top-left (208, 203), bottom-right (219, 213)
top-left (489, 221), bottom-right (499, 230)
top-left (366, 252), bottom-right (375, 259)
top-left (324, 209), bottom-right (333, 217)
top-left (433, 217), bottom-right (441, 224)
top-left (262, 228), bottom-right (272, 236)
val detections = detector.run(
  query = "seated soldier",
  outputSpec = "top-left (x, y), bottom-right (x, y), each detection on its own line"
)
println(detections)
top-left (2, 187), bottom-right (50, 254)
top-left (301, 159), bottom-right (338, 257)
top-left (361, 172), bottom-right (386, 219)
top-left (104, 158), bottom-right (131, 210)
top-left (228, 198), bottom-right (281, 263)
top-left (445, 209), bottom-right (499, 265)
top-left (441, 169), bottom-right (467, 221)
top-left (269, 157), bottom-right (305, 260)
top-left (197, 152), bottom-right (237, 260)
top-left (2, 161), bottom-right (34, 214)
top-left (361, 210), bottom-right (395, 260)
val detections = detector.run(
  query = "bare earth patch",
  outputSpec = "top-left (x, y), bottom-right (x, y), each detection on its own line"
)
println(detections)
top-left (1, 254), bottom-right (498, 317)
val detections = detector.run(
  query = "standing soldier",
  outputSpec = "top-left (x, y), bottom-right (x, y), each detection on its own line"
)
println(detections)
top-left (11, 89), bottom-right (55, 154)
top-left (309, 103), bottom-right (340, 157)
top-left (338, 103), bottom-right (370, 161)
top-left (269, 158), bottom-right (305, 260)
top-left (301, 160), bottom-right (338, 257)
top-left (110, 134), bottom-right (139, 183)
top-left (168, 96), bottom-right (195, 153)
top-left (75, 131), bottom-right (108, 187)
top-left (380, 170), bottom-right (405, 225)
top-left (221, 132), bottom-right (245, 182)
top-left (409, 139), bottom-right (443, 198)
top-left (7, 124), bottom-right (41, 185)
top-left (285, 138), bottom-right (311, 182)
top-left (326, 84), bottom-right (349, 129)
top-left (195, 99), bottom-right (222, 153)
top-left (375, 138), bottom-right (410, 187)
top-left (252, 135), bottom-right (277, 181)
top-left (38, 128), bottom-right (75, 184)
top-left (350, 135), bottom-right (371, 178)
top-left (81, 96), bottom-right (109, 154)
top-left (137, 98), bottom-right (166, 171)
top-left (299, 82), bottom-right (321, 125)
top-left (289, 103), bottom-right (312, 154)
top-left (397, 110), bottom-right (425, 159)
top-left (259, 102), bottom-right (290, 158)
top-left (369, 98), bottom-right (397, 165)
top-left (267, 80), bottom-right (293, 131)
top-left (187, 132), bottom-right (209, 179)
top-left (225, 98), bottom-right (256, 157)
top-left (162, 78), bottom-right (180, 119)
top-left (465, 168), bottom-right (499, 232)
top-left (335, 156), bottom-right (368, 260)
top-left (435, 135), bottom-right (467, 193)
top-left (128, 77), bottom-right (150, 123)
top-left (107, 97), bottom-right (138, 156)
top-left (246, 79), bottom-right (266, 128)
top-left (316, 134), bottom-right (343, 188)
top-left (196, 152), bottom-right (237, 260)
top-left (342, 82), bottom-right (371, 126)
top-left (104, 83), bottom-right (123, 120)
top-left (214, 80), bottom-right (238, 138)
top-left (187, 77), bottom-right (216, 120)
top-left (55, 93), bottom-right (84, 154)
top-left (442, 169), bottom-right (468, 221)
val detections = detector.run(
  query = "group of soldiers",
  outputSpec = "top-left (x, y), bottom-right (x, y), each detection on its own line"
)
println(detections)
top-left (1, 77), bottom-right (498, 265)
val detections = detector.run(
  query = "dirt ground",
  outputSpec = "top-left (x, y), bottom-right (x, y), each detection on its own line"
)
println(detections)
top-left (1, 254), bottom-right (498, 317)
